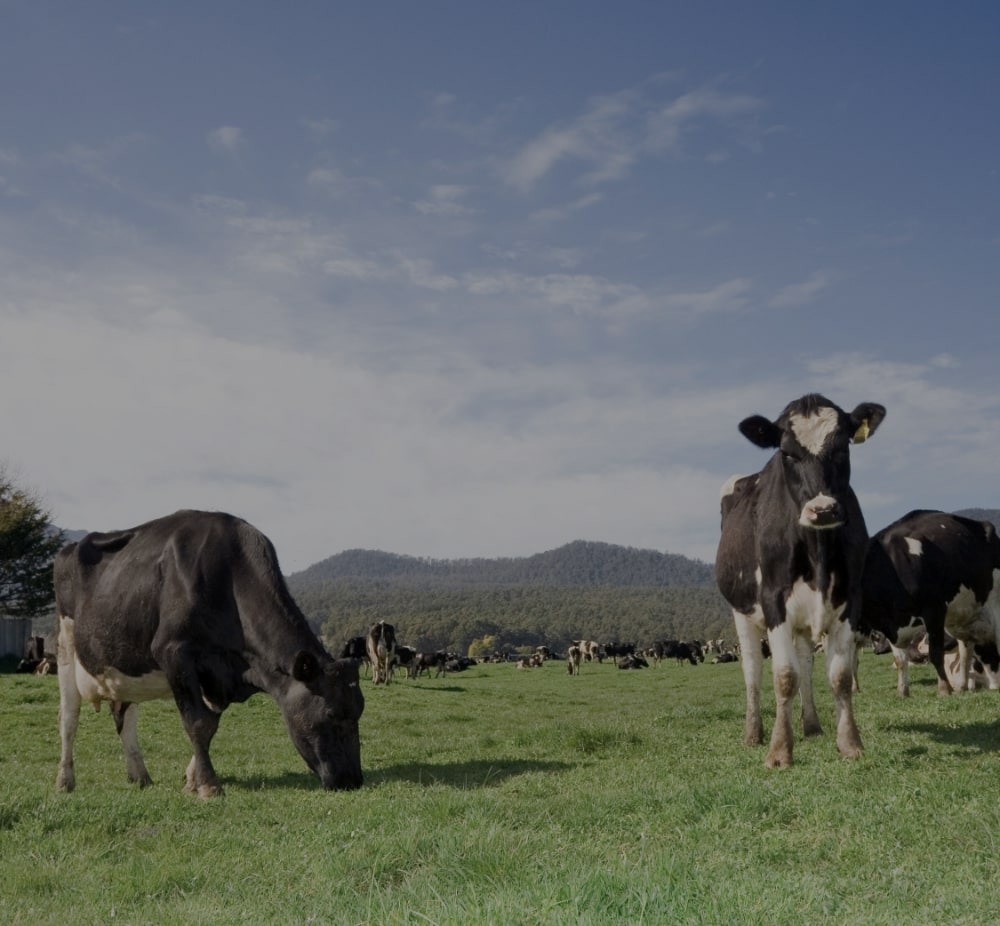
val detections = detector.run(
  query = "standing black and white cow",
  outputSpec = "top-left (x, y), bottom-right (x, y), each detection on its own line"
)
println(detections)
top-left (715, 394), bottom-right (885, 767)
top-left (366, 620), bottom-right (397, 685)
top-left (861, 509), bottom-right (1000, 696)
top-left (54, 510), bottom-right (364, 796)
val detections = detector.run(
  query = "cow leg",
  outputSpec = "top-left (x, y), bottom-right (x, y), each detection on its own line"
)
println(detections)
top-left (111, 702), bottom-right (152, 787)
top-left (176, 706), bottom-right (222, 798)
top-left (925, 615), bottom-right (954, 696)
top-left (733, 613), bottom-right (764, 746)
top-left (825, 619), bottom-right (863, 759)
top-left (765, 622), bottom-right (797, 768)
top-left (156, 642), bottom-right (225, 797)
top-left (55, 617), bottom-right (80, 792)
top-left (953, 641), bottom-right (973, 692)
top-left (890, 645), bottom-right (911, 697)
top-left (796, 635), bottom-right (822, 737)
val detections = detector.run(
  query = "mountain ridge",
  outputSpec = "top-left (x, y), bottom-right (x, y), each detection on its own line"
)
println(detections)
top-left (287, 539), bottom-right (716, 590)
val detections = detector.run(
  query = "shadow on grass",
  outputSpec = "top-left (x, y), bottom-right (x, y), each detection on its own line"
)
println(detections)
top-left (372, 757), bottom-right (572, 788)
top-left (223, 758), bottom-right (572, 792)
top-left (405, 684), bottom-right (467, 693)
top-left (890, 720), bottom-right (1000, 754)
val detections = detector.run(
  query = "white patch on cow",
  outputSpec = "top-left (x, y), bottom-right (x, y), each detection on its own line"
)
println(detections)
top-left (754, 566), bottom-right (763, 587)
top-left (785, 576), bottom-right (845, 640)
top-left (904, 537), bottom-right (923, 557)
top-left (74, 660), bottom-right (172, 707)
top-left (789, 406), bottom-right (839, 456)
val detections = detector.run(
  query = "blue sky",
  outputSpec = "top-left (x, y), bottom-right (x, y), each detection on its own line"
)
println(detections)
top-left (3, 2), bottom-right (999, 571)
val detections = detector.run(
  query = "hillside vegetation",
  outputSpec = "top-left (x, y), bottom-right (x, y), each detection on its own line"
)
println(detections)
top-left (286, 540), bottom-right (729, 655)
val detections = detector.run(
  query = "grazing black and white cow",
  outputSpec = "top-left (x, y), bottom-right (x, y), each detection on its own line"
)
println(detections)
top-left (54, 510), bottom-right (364, 796)
top-left (366, 620), bottom-right (397, 685)
top-left (413, 650), bottom-right (449, 678)
top-left (715, 394), bottom-right (885, 767)
top-left (394, 645), bottom-right (417, 678)
top-left (603, 642), bottom-right (636, 662)
top-left (646, 639), bottom-right (699, 666)
top-left (861, 509), bottom-right (1000, 696)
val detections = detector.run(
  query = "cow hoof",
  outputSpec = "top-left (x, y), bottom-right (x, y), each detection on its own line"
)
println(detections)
top-left (764, 751), bottom-right (792, 769)
top-left (837, 738), bottom-right (864, 760)
top-left (803, 721), bottom-right (823, 738)
top-left (196, 783), bottom-right (224, 799)
top-left (55, 773), bottom-right (75, 793)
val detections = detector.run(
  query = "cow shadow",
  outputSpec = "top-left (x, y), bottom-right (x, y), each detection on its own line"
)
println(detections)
top-left (372, 757), bottom-right (572, 789)
top-left (890, 720), bottom-right (1000, 755)
top-left (224, 758), bottom-right (572, 793)
top-left (405, 683), bottom-right (467, 693)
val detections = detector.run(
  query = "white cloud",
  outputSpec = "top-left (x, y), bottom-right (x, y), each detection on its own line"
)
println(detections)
top-left (768, 271), bottom-right (831, 308)
top-left (503, 80), bottom-right (764, 192)
top-left (530, 192), bottom-right (604, 223)
top-left (462, 268), bottom-right (648, 320)
top-left (306, 165), bottom-right (380, 198)
top-left (302, 117), bottom-right (339, 138)
top-left (207, 126), bottom-right (244, 154)
top-left (665, 278), bottom-right (753, 317)
top-left (412, 184), bottom-right (475, 216)
top-left (503, 89), bottom-right (637, 191)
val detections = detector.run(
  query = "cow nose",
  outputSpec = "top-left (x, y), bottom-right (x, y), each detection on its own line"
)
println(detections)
top-left (800, 495), bottom-right (842, 528)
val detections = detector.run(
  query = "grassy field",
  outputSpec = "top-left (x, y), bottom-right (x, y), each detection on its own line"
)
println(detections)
top-left (3, 652), bottom-right (1000, 925)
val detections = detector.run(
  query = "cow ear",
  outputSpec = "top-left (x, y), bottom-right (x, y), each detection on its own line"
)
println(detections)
top-left (738, 415), bottom-right (782, 449)
top-left (292, 651), bottom-right (321, 683)
top-left (849, 403), bottom-right (886, 444)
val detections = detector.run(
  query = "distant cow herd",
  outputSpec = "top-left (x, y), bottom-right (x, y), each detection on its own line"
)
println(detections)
top-left (34, 393), bottom-right (1000, 794)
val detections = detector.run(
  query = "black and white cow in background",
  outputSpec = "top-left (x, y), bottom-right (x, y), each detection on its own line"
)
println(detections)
top-left (861, 509), bottom-right (1000, 696)
top-left (715, 394), bottom-right (885, 767)
top-left (54, 510), bottom-right (364, 796)
top-left (366, 620), bottom-right (397, 685)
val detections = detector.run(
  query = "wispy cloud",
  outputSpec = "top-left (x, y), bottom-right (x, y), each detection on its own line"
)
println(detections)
top-left (306, 165), bottom-right (380, 198)
top-left (665, 278), bottom-right (753, 317)
top-left (207, 125), bottom-right (244, 154)
top-left (768, 271), bottom-right (831, 308)
top-left (504, 80), bottom-right (765, 191)
top-left (412, 184), bottom-right (475, 216)
top-left (503, 88), bottom-right (637, 191)
top-left (644, 87), bottom-right (763, 153)
top-left (302, 117), bottom-right (339, 139)
top-left (530, 192), bottom-right (604, 223)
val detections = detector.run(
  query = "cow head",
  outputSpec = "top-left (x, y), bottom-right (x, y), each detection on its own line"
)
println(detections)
top-left (283, 652), bottom-right (364, 790)
top-left (738, 393), bottom-right (885, 529)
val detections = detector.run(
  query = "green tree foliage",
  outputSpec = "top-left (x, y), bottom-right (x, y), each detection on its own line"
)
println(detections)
top-left (0, 467), bottom-right (64, 619)
top-left (287, 542), bottom-right (733, 655)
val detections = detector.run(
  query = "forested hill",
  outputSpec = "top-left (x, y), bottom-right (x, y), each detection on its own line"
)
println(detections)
top-left (288, 540), bottom-right (714, 590)
top-left (285, 541), bottom-right (726, 655)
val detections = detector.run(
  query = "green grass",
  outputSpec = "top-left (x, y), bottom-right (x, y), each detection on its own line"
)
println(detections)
top-left (3, 655), bottom-right (1000, 925)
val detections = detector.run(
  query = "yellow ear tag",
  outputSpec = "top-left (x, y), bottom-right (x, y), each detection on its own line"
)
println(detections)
top-left (853, 420), bottom-right (870, 444)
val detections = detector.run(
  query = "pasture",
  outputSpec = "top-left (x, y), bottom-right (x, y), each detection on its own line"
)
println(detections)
top-left (3, 653), bottom-right (1000, 925)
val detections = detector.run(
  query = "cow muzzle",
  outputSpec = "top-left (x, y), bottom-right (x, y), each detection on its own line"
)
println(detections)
top-left (799, 494), bottom-right (843, 529)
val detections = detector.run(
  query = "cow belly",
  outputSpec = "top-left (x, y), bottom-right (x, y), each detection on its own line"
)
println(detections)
top-left (785, 578), bottom-right (845, 639)
top-left (74, 660), bottom-right (172, 706)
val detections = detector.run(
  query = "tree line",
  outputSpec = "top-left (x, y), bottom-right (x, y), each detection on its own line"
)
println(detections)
top-left (286, 541), bottom-right (733, 656)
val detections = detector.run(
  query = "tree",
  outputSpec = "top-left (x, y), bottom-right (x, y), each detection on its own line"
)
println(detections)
top-left (0, 466), bottom-right (64, 619)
